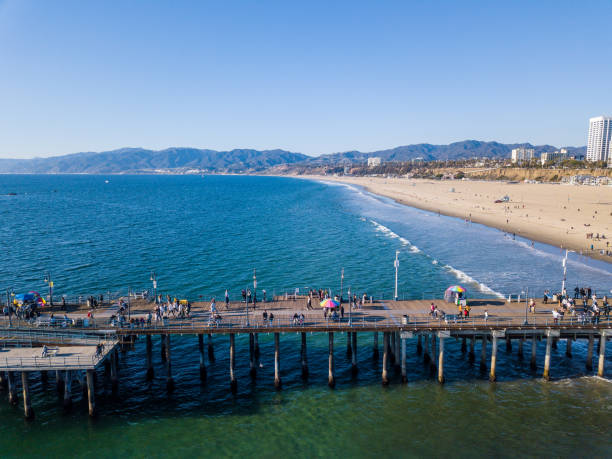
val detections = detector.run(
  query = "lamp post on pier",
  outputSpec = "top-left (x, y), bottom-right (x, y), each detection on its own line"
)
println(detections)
top-left (44, 272), bottom-right (53, 306)
top-left (253, 269), bottom-right (257, 309)
top-left (150, 271), bottom-right (158, 303)
top-left (394, 251), bottom-right (400, 301)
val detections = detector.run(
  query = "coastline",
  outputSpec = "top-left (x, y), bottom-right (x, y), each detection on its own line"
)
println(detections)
top-left (295, 174), bottom-right (612, 265)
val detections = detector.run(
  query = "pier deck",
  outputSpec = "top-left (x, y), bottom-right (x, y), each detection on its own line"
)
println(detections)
top-left (0, 342), bottom-right (116, 371)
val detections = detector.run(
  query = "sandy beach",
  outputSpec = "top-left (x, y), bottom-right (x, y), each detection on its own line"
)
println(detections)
top-left (303, 175), bottom-right (612, 264)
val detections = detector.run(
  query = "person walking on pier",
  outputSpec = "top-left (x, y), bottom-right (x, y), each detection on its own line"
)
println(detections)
top-left (307, 295), bottom-right (312, 310)
top-left (225, 290), bottom-right (230, 309)
top-left (263, 309), bottom-right (268, 325)
top-left (242, 289), bottom-right (246, 303)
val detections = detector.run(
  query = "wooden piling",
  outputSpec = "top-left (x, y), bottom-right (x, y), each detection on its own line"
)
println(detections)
top-left (506, 336), bottom-right (512, 352)
top-left (490, 334), bottom-right (498, 382)
top-left (346, 332), bottom-right (352, 359)
top-left (80, 371), bottom-right (87, 397)
top-left (543, 333), bottom-right (553, 381)
top-left (586, 334), bottom-right (594, 371)
top-left (461, 337), bottom-right (467, 354)
top-left (254, 333), bottom-right (260, 360)
top-left (0, 371), bottom-right (6, 390)
top-left (390, 332), bottom-right (396, 366)
top-left (480, 336), bottom-right (487, 372)
top-left (518, 337), bottom-right (524, 359)
top-left (86, 369), bottom-right (96, 417)
top-left (530, 335), bottom-right (537, 370)
top-left (597, 333), bottom-right (607, 377)
top-left (64, 370), bottom-right (73, 410)
top-left (566, 338), bottom-right (573, 358)
top-left (146, 335), bottom-right (154, 380)
top-left (401, 335), bottom-right (407, 383)
top-left (382, 332), bottom-right (389, 386)
top-left (274, 332), bottom-right (282, 389)
top-left (110, 351), bottom-right (118, 394)
top-left (249, 333), bottom-right (256, 378)
top-left (373, 332), bottom-right (379, 359)
top-left (552, 337), bottom-right (558, 350)
top-left (22, 372), bottom-right (34, 420)
top-left (40, 370), bottom-right (48, 384)
top-left (198, 334), bottom-right (207, 381)
top-left (56, 370), bottom-right (64, 395)
top-left (395, 332), bottom-right (401, 368)
top-left (301, 332), bottom-right (309, 379)
top-left (417, 334), bottom-right (422, 355)
top-left (208, 333), bottom-right (215, 363)
top-left (160, 334), bottom-right (167, 362)
top-left (423, 334), bottom-right (430, 364)
top-left (7, 372), bottom-right (17, 405)
top-left (351, 332), bottom-right (358, 376)
top-left (229, 333), bottom-right (237, 393)
top-left (438, 336), bottom-right (445, 384)
top-left (469, 336), bottom-right (475, 363)
top-left (165, 335), bottom-right (174, 392)
top-left (328, 332), bottom-right (335, 388)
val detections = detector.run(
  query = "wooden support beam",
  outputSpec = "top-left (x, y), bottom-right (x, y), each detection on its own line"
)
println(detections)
top-left (566, 338), bottom-right (572, 358)
top-left (530, 335), bottom-right (537, 370)
top-left (351, 332), bottom-right (358, 376)
top-left (22, 372), bottom-right (34, 420)
top-left (328, 332), bottom-right (335, 388)
top-left (198, 334), bottom-right (207, 381)
top-left (346, 331), bottom-right (352, 359)
top-left (86, 369), bottom-right (96, 417)
top-left (518, 337), bottom-right (524, 359)
top-left (372, 332), bottom-right (379, 359)
top-left (401, 336), bottom-right (407, 383)
top-left (274, 332), bottom-right (282, 389)
top-left (146, 335), bottom-right (154, 380)
top-left (7, 371), bottom-right (17, 405)
top-left (301, 332), bottom-right (308, 379)
top-left (229, 333), bottom-right (237, 393)
top-left (249, 333), bottom-right (256, 378)
top-left (598, 332), bottom-right (607, 377)
top-left (586, 335), bottom-right (594, 371)
top-left (382, 332), bottom-right (389, 386)
top-left (469, 336), bottom-right (475, 363)
top-left (438, 336), bottom-right (445, 384)
top-left (208, 333), bottom-right (215, 363)
top-left (165, 335), bottom-right (174, 392)
top-left (64, 370), bottom-right (73, 411)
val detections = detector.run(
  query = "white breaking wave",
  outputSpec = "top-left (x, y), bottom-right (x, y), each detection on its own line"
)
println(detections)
top-left (370, 220), bottom-right (421, 253)
top-left (443, 264), bottom-right (505, 298)
top-left (513, 239), bottom-right (612, 278)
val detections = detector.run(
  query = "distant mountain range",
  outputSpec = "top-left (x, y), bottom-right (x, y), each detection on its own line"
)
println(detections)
top-left (0, 148), bottom-right (309, 174)
top-left (0, 141), bottom-right (587, 174)
top-left (314, 140), bottom-right (586, 164)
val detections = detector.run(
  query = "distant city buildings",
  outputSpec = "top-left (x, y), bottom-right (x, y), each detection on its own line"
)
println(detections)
top-left (586, 115), bottom-right (612, 165)
top-left (367, 157), bottom-right (382, 167)
top-left (511, 147), bottom-right (535, 164)
top-left (540, 148), bottom-right (568, 165)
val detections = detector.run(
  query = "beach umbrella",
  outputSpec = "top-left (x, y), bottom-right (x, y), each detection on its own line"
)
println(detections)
top-left (444, 285), bottom-right (466, 302)
top-left (320, 298), bottom-right (340, 308)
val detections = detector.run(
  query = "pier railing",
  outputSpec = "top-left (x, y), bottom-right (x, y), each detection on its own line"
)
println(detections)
top-left (2, 310), bottom-right (607, 333)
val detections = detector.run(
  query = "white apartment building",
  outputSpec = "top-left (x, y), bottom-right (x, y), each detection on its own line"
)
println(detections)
top-left (586, 116), bottom-right (612, 164)
top-left (367, 157), bottom-right (382, 167)
top-left (511, 147), bottom-right (535, 164)
top-left (540, 148), bottom-right (568, 165)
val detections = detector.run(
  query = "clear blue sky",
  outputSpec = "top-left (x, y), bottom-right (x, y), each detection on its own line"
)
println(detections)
top-left (1, 0), bottom-right (611, 158)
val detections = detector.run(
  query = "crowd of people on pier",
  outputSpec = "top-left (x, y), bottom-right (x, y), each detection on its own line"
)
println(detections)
top-left (546, 288), bottom-right (609, 325)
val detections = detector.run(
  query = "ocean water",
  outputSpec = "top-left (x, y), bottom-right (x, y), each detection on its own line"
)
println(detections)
top-left (0, 175), bottom-right (610, 458)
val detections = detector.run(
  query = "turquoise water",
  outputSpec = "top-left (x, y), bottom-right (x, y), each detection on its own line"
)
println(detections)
top-left (0, 175), bottom-right (611, 457)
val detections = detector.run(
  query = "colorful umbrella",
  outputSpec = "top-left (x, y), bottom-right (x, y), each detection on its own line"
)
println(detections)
top-left (320, 298), bottom-right (340, 308)
top-left (445, 286), bottom-right (466, 294)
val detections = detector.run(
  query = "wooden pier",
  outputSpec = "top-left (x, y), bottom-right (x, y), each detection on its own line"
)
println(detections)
top-left (0, 297), bottom-right (609, 419)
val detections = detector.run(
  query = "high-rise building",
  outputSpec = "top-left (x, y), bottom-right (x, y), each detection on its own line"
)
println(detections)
top-left (586, 116), bottom-right (612, 164)
top-left (511, 147), bottom-right (534, 164)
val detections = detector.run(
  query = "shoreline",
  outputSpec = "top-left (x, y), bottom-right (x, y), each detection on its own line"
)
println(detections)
top-left (295, 174), bottom-right (612, 265)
